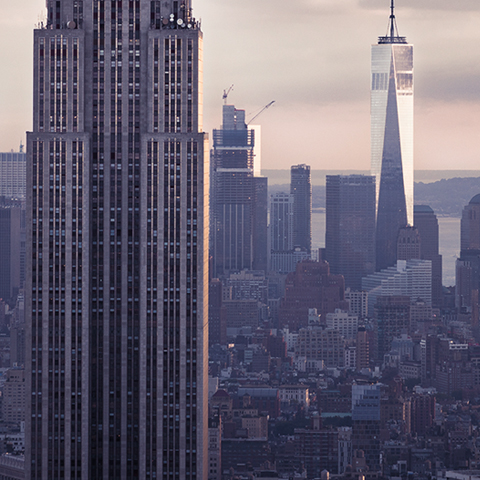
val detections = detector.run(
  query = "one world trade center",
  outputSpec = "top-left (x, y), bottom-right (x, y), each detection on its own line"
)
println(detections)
top-left (371, 0), bottom-right (413, 271)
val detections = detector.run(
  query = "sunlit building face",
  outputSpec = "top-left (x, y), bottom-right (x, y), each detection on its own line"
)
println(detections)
top-left (371, 18), bottom-right (414, 271)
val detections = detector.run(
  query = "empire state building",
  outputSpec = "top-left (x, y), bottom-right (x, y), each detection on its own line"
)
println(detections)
top-left (371, 0), bottom-right (413, 271)
top-left (26, 1), bottom-right (208, 478)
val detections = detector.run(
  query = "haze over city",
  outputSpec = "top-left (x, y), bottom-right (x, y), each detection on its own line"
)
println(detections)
top-left (1, 0), bottom-right (479, 170)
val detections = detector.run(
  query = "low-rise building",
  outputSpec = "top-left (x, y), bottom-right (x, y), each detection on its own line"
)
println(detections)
top-left (278, 385), bottom-right (309, 407)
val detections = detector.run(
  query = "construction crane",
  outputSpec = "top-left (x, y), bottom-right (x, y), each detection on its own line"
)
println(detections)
top-left (247, 100), bottom-right (275, 124)
top-left (222, 84), bottom-right (234, 105)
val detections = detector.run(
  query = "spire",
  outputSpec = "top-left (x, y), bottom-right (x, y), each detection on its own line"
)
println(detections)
top-left (378, 0), bottom-right (407, 44)
top-left (389, 0), bottom-right (396, 39)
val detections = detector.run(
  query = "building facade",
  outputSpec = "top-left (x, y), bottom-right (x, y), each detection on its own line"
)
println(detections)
top-left (325, 175), bottom-right (376, 290)
top-left (279, 260), bottom-right (347, 331)
top-left (374, 295), bottom-right (411, 361)
top-left (352, 383), bottom-right (381, 471)
top-left (0, 200), bottom-right (25, 302)
top-left (397, 225), bottom-right (421, 261)
top-left (290, 164), bottom-right (311, 254)
top-left (371, 5), bottom-right (414, 271)
top-left (2, 368), bottom-right (26, 424)
top-left (26, 1), bottom-right (208, 478)
top-left (0, 148), bottom-right (26, 199)
top-left (362, 259), bottom-right (432, 317)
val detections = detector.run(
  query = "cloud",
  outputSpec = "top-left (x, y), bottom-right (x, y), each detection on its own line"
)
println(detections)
top-left (358, 0), bottom-right (480, 12)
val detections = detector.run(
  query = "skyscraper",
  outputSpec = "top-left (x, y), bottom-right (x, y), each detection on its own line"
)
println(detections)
top-left (325, 175), bottom-right (376, 290)
top-left (291, 164), bottom-right (312, 254)
top-left (414, 205), bottom-right (443, 307)
top-left (0, 198), bottom-right (25, 303)
top-left (371, 1), bottom-right (413, 271)
top-left (0, 146), bottom-right (26, 199)
top-left (26, 1), bottom-right (208, 478)
top-left (456, 195), bottom-right (480, 311)
top-left (210, 104), bottom-right (267, 277)
top-left (270, 192), bottom-right (294, 254)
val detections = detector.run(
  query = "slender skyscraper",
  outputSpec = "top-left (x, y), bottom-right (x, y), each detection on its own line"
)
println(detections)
top-left (291, 164), bottom-right (312, 254)
top-left (414, 205), bottom-right (443, 307)
top-left (26, 1), bottom-right (208, 479)
top-left (372, 0), bottom-right (413, 271)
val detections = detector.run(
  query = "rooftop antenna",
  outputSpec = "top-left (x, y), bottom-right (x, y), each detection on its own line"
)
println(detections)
top-left (390, 0), bottom-right (395, 38)
top-left (379, 0), bottom-right (406, 44)
top-left (19, 141), bottom-right (24, 154)
top-left (388, 0), bottom-right (399, 39)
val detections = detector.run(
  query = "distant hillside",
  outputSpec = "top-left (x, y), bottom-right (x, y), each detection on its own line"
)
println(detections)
top-left (268, 177), bottom-right (480, 217)
top-left (415, 177), bottom-right (480, 217)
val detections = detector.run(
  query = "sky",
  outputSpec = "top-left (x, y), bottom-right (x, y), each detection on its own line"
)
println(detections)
top-left (0, 0), bottom-right (479, 170)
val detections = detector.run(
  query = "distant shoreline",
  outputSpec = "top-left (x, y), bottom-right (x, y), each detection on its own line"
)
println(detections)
top-left (263, 169), bottom-right (480, 186)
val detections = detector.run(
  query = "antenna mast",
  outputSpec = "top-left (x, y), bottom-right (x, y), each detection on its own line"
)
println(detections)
top-left (378, 0), bottom-right (406, 44)
top-left (389, 0), bottom-right (395, 39)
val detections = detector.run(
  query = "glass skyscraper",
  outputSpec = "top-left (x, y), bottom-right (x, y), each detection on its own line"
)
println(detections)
top-left (371, 2), bottom-right (413, 271)
top-left (211, 104), bottom-right (268, 277)
top-left (290, 164), bottom-right (312, 255)
top-left (325, 175), bottom-right (376, 290)
top-left (26, 1), bottom-right (208, 478)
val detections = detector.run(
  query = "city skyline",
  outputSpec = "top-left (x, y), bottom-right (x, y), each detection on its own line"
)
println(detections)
top-left (1, 0), bottom-right (480, 170)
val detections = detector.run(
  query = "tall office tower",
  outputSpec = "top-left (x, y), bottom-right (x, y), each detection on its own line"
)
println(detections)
top-left (397, 225), bottom-right (421, 261)
top-left (0, 199), bottom-right (25, 302)
top-left (26, 1), bottom-right (208, 479)
top-left (270, 192), bottom-right (295, 272)
top-left (253, 176), bottom-right (268, 272)
top-left (356, 327), bottom-right (370, 370)
top-left (211, 105), bottom-right (267, 277)
top-left (351, 384), bottom-right (381, 472)
top-left (414, 205), bottom-right (443, 307)
top-left (456, 195), bottom-right (480, 312)
top-left (325, 175), bottom-right (376, 290)
top-left (0, 146), bottom-right (27, 199)
top-left (461, 194), bottom-right (480, 252)
top-left (291, 164), bottom-right (312, 254)
top-left (410, 394), bottom-right (435, 436)
top-left (371, 1), bottom-right (413, 271)
top-left (271, 193), bottom-right (294, 253)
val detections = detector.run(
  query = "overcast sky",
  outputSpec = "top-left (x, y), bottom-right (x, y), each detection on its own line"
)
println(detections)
top-left (1, 0), bottom-right (479, 170)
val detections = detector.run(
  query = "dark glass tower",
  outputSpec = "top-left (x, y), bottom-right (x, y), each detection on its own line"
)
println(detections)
top-left (372, 1), bottom-right (413, 271)
top-left (414, 205), bottom-right (443, 307)
top-left (325, 175), bottom-right (376, 290)
top-left (456, 195), bottom-right (480, 311)
top-left (26, 1), bottom-right (208, 478)
top-left (290, 164), bottom-right (312, 254)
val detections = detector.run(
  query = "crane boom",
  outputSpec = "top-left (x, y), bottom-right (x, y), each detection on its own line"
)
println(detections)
top-left (247, 100), bottom-right (275, 124)
top-left (222, 84), bottom-right (234, 105)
